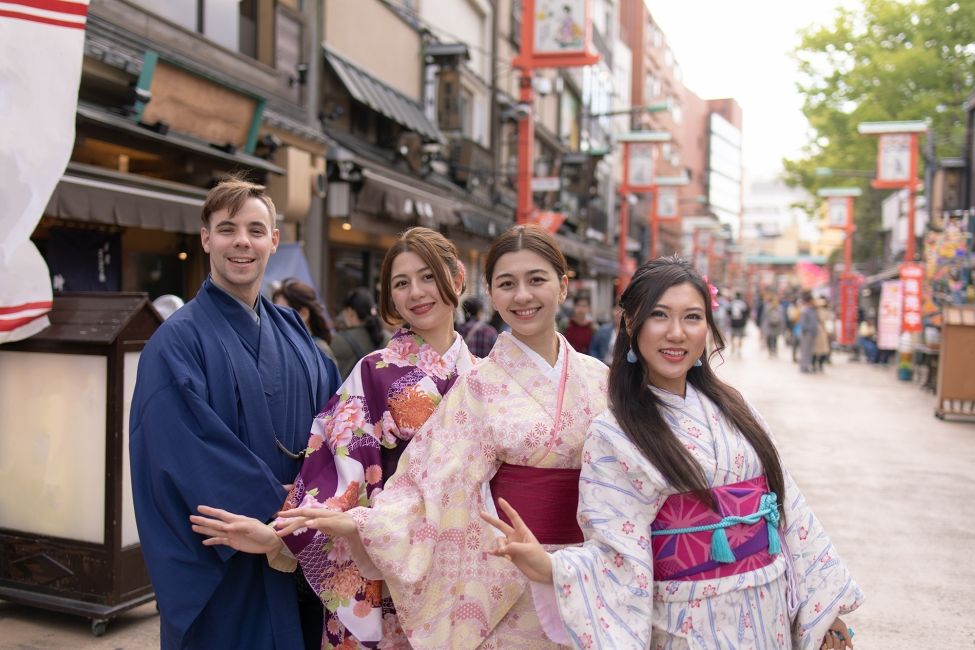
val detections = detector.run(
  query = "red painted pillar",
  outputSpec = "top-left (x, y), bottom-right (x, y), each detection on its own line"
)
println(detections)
top-left (515, 71), bottom-right (534, 225)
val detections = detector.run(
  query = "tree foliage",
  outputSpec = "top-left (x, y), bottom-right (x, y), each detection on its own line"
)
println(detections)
top-left (784, 0), bottom-right (975, 266)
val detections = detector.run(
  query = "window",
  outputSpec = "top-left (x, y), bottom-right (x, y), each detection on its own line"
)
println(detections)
top-left (511, 0), bottom-right (522, 47)
top-left (129, 0), bottom-right (258, 58)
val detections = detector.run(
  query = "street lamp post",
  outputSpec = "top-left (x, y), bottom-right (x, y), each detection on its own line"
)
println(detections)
top-left (857, 120), bottom-right (928, 262)
top-left (614, 131), bottom-right (671, 296)
top-left (818, 187), bottom-right (862, 347)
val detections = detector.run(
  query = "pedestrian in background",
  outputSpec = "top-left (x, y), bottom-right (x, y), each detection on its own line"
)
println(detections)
top-left (332, 287), bottom-right (386, 378)
top-left (590, 304), bottom-right (622, 365)
top-left (729, 291), bottom-right (750, 357)
top-left (130, 177), bottom-right (341, 649)
top-left (457, 295), bottom-right (499, 357)
top-left (798, 291), bottom-right (819, 373)
top-left (561, 292), bottom-right (598, 354)
top-left (272, 278), bottom-right (337, 367)
top-left (192, 226), bottom-right (477, 648)
top-left (761, 296), bottom-right (785, 358)
top-left (482, 256), bottom-right (863, 649)
top-left (813, 297), bottom-right (833, 372)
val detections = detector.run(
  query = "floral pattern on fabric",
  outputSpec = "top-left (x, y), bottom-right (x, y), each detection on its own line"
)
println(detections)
top-left (349, 333), bottom-right (609, 649)
top-left (281, 329), bottom-right (476, 649)
top-left (548, 386), bottom-right (864, 649)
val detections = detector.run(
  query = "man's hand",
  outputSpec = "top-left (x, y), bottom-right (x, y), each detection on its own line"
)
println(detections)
top-left (190, 505), bottom-right (283, 555)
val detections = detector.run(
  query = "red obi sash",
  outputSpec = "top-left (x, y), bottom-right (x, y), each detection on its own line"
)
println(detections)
top-left (651, 476), bottom-right (779, 581)
top-left (489, 463), bottom-right (584, 545)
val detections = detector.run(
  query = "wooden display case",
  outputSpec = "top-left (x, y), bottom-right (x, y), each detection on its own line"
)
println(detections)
top-left (0, 293), bottom-right (162, 635)
top-left (935, 305), bottom-right (975, 420)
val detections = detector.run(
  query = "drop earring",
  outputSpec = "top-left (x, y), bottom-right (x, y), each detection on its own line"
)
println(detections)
top-left (626, 347), bottom-right (638, 364)
top-left (693, 358), bottom-right (703, 367)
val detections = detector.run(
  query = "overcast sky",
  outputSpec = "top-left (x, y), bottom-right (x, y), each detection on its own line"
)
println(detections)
top-left (647, 0), bottom-right (856, 183)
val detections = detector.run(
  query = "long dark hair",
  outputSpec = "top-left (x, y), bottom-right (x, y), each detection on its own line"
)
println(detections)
top-left (344, 287), bottom-right (385, 347)
top-left (273, 278), bottom-right (332, 344)
top-left (610, 256), bottom-right (785, 512)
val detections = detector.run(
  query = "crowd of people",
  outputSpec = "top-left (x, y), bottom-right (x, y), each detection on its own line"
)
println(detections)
top-left (130, 177), bottom-right (862, 650)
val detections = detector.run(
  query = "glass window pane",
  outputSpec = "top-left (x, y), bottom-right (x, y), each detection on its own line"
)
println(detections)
top-left (203, 0), bottom-right (240, 52)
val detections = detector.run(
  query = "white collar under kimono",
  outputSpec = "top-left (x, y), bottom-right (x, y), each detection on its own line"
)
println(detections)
top-left (506, 331), bottom-right (567, 384)
top-left (648, 382), bottom-right (704, 412)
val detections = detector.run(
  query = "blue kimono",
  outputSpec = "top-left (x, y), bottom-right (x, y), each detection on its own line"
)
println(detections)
top-left (130, 278), bottom-right (340, 649)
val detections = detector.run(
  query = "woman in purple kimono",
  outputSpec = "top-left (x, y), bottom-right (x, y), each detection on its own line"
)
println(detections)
top-left (193, 226), bottom-right (476, 649)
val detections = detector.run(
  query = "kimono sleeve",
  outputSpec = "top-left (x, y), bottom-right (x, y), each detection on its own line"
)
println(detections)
top-left (129, 329), bottom-right (287, 639)
top-left (549, 418), bottom-right (664, 650)
top-left (748, 404), bottom-right (865, 649)
top-left (350, 376), bottom-right (524, 649)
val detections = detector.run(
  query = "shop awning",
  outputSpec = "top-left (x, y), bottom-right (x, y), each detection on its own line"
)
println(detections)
top-left (77, 103), bottom-right (285, 174)
top-left (46, 165), bottom-right (206, 234)
top-left (356, 168), bottom-right (459, 228)
top-left (324, 46), bottom-right (443, 143)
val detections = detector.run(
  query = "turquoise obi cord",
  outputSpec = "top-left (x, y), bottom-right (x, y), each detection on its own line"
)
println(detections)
top-left (651, 492), bottom-right (782, 564)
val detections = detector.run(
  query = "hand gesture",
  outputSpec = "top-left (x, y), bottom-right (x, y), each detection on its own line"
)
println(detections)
top-left (820, 617), bottom-right (854, 649)
top-left (480, 498), bottom-right (553, 584)
top-left (275, 507), bottom-right (359, 539)
top-left (190, 505), bottom-right (283, 555)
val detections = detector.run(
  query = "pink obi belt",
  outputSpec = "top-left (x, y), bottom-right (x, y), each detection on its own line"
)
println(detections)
top-left (490, 463), bottom-right (583, 545)
top-left (650, 476), bottom-right (781, 581)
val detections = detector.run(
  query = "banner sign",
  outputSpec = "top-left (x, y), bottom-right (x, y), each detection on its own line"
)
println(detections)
top-left (877, 280), bottom-right (903, 350)
top-left (626, 142), bottom-right (654, 190)
top-left (0, 0), bottom-right (90, 343)
top-left (529, 210), bottom-right (566, 234)
top-left (877, 134), bottom-right (911, 184)
top-left (838, 274), bottom-right (862, 346)
top-left (899, 262), bottom-right (924, 333)
top-left (657, 187), bottom-right (678, 219)
top-left (827, 197), bottom-right (849, 229)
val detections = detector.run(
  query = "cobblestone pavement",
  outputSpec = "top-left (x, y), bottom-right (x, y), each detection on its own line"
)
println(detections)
top-left (2, 329), bottom-right (973, 648)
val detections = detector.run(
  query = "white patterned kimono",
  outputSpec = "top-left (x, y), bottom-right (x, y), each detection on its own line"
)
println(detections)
top-left (547, 385), bottom-right (864, 650)
top-left (349, 332), bottom-right (609, 649)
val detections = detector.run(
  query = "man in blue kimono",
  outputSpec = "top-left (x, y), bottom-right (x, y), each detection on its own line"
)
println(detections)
top-left (130, 177), bottom-right (340, 649)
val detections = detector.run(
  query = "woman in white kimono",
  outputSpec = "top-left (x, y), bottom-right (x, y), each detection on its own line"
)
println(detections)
top-left (482, 256), bottom-right (864, 650)
top-left (272, 225), bottom-right (610, 648)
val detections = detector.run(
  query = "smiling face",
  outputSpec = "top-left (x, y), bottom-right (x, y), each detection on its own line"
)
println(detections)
top-left (200, 197), bottom-right (279, 306)
top-left (488, 249), bottom-right (568, 347)
top-left (633, 282), bottom-right (708, 396)
top-left (389, 251), bottom-right (461, 340)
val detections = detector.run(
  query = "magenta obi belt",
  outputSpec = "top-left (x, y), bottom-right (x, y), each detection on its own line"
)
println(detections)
top-left (650, 475), bottom-right (781, 581)
top-left (490, 463), bottom-right (584, 545)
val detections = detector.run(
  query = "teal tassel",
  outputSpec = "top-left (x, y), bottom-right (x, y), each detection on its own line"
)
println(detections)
top-left (767, 522), bottom-right (781, 555)
top-left (710, 527), bottom-right (736, 563)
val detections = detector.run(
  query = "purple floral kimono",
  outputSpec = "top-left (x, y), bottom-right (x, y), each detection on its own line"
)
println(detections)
top-left (282, 328), bottom-right (476, 649)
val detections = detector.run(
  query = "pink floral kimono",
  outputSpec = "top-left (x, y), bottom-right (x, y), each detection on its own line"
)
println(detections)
top-left (349, 332), bottom-right (609, 649)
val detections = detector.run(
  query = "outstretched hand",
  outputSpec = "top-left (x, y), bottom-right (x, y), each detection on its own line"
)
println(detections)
top-left (820, 617), bottom-right (854, 649)
top-left (190, 505), bottom-right (283, 555)
top-left (480, 498), bottom-right (553, 584)
top-left (274, 507), bottom-right (359, 538)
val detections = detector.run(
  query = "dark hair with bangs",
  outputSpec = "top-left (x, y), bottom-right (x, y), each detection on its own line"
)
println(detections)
top-left (484, 224), bottom-right (568, 286)
top-left (610, 256), bottom-right (785, 512)
top-left (201, 174), bottom-right (276, 227)
top-left (273, 278), bottom-right (332, 344)
top-left (378, 227), bottom-right (464, 326)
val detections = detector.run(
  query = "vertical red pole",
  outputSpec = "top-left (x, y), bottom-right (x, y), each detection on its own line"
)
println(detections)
top-left (617, 142), bottom-right (630, 298)
top-left (516, 71), bottom-right (534, 225)
top-left (649, 185), bottom-right (659, 258)
top-left (844, 196), bottom-right (855, 275)
top-left (905, 132), bottom-right (918, 261)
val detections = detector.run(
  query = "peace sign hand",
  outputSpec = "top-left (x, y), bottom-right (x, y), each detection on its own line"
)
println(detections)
top-left (480, 498), bottom-right (554, 584)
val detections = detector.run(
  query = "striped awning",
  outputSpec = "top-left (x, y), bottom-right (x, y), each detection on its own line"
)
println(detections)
top-left (324, 46), bottom-right (443, 143)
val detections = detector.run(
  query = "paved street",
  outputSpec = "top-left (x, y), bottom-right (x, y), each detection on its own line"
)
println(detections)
top-left (2, 329), bottom-right (974, 649)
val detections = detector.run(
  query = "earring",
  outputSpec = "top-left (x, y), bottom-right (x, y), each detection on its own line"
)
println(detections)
top-left (694, 358), bottom-right (703, 367)
top-left (626, 348), bottom-right (638, 364)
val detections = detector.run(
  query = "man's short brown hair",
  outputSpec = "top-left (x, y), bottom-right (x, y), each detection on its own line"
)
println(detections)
top-left (201, 176), bottom-right (276, 227)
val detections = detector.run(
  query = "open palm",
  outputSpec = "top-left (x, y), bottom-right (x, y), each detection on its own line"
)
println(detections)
top-left (480, 498), bottom-right (554, 584)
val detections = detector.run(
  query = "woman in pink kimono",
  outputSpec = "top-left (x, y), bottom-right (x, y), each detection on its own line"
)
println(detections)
top-left (483, 256), bottom-right (864, 650)
top-left (272, 225), bottom-right (610, 648)
top-left (192, 226), bottom-right (477, 649)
